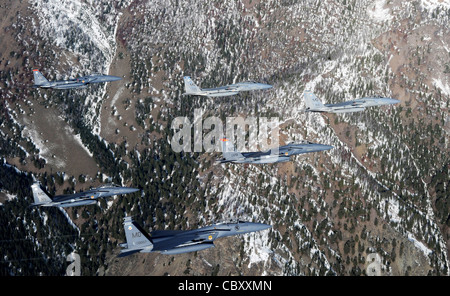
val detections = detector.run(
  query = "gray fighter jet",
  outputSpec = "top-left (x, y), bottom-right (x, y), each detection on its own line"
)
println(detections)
top-left (217, 138), bottom-right (333, 164)
top-left (118, 216), bottom-right (271, 256)
top-left (30, 182), bottom-right (139, 207)
top-left (32, 69), bottom-right (121, 89)
top-left (182, 76), bottom-right (272, 97)
top-left (303, 91), bottom-right (400, 113)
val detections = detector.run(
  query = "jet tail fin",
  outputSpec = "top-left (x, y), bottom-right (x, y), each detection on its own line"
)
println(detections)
top-left (303, 91), bottom-right (325, 111)
top-left (120, 217), bottom-right (153, 257)
top-left (183, 76), bottom-right (202, 94)
top-left (31, 182), bottom-right (53, 206)
top-left (219, 138), bottom-right (244, 162)
top-left (32, 69), bottom-right (49, 86)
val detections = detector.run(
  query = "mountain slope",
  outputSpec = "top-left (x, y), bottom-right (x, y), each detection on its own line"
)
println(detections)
top-left (0, 0), bottom-right (448, 276)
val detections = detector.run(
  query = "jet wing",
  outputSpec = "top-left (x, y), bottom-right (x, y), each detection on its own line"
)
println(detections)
top-left (241, 151), bottom-right (271, 158)
top-left (277, 145), bottom-right (296, 155)
top-left (82, 76), bottom-right (99, 83)
top-left (52, 190), bottom-right (105, 202)
top-left (326, 100), bottom-right (365, 108)
top-left (52, 195), bottom-right (93, 203)
top-left (53, 83), bottom-right (86, 89)
top-left (204, 84), bottom-right (238, 92)
top-left (151, 229), bottom-right (223, 251)
top-left (150, 230), bottom-right (187, 238)
top-left (242, 146), bottom-right (295, 158)
top-left (222, 83), bottom-right (241, 91)
top-left (151, 234), bottom-right (200, 251)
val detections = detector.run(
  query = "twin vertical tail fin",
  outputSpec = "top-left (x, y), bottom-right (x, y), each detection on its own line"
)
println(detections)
top-left (219, 138), bottom-right (244, 162)
top-left (31, 182), bottom-right (53, 206)
top-left (119, 217), bottom-right (153, 257)
top-left (303, 91), bottom-right (325, 110)
top-left (183, 76), bottom-right (202, 94)
top-left (32, 69), bottom-right (49, 86)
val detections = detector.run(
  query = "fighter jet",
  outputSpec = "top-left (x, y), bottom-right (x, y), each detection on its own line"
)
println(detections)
top-left (30, 182), bottom-right (139, 207)
top-left (32, 69), bottom-right (121, 89)
top-left (118, 216), bottom-right (271, 257)
top-left (182, 76), bottom-right (272, 97)
top-left (303, 91), bottom-right (400, 113)
top-left (217, 138), bottom-right (333, 164)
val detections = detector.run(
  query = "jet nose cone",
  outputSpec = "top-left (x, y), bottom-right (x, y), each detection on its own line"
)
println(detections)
top-left (260, 223), bottom-right (272, 231)
top-left (250, 223), bottom-right (272, 232)
top-left (317, 144), bottom-right (333, 151)
top-left (109, 75), bottom-right (122, 81)
top-left (121, 187), bottom-right (140, 194)
top-left (378, 97), bottom-right (400, 104)
top-left (264, 84), bottom-right (273, 89)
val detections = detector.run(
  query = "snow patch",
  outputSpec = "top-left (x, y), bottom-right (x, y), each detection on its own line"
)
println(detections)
top-left (367, 0), bottom-right (393, 23)
top-left (432, 78), bottom-right (450, 97)
top-left (420, 0), bottom-right (450, 11)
